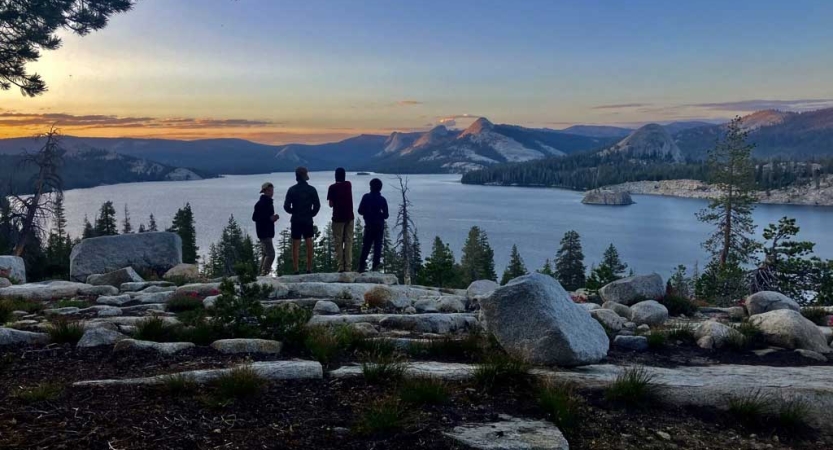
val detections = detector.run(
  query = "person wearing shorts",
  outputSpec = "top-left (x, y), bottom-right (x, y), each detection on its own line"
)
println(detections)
top-left (283, 167), bottom-right (321, 274)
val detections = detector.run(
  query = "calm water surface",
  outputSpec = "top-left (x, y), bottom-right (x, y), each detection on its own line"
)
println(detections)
top-left (59, 173), bottom-right (833, 278)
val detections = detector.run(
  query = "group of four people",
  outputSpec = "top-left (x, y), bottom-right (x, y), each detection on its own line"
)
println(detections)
top-left (252, 167), bottom-right (389, 276)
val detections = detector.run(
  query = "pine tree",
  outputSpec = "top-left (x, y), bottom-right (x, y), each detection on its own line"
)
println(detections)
top-left (207, 215), bottom-right (257, 277)
top-left (587, 244), bottom-right (628, 290)
top-left (423, 236), bottom-right (458, 288)
top-left (82, 215), bottom-right (95, 239)
top-left (696, 116), bottom-right (759, 304)
top-left (121, 204), bottom-right (133, 234)
top-left (138, 223), bottom-right (147, 233)
top-left (460, 226), bottom-right (497, 284)
top-left (44, 194), bottom-right (72, 278)
top-left (148, 214), bottom-right (158, 232)
top-left (538, 259), bottom-right (554, 276)
top-left (352, 218), bottom-right (365, 271)
top-left (501, 244), bottom-right (528, 285)
top-left (409, 233), bottom-right (424, 283)
top-left (555, 230), bottom-right (586, 291)
top-left (94, 201), bottom-right (118, 236)
top-left (393, 176), bottom-right (419, 284)
top-left (382, 223), bottom-right (401, 275)
top-left (600, 244), bottom-right (627, 276)
top-left (168, 203), bottom-right (198, 264)
top-left (276, 228), bottom-right (293, 276)
top-left (314, 223), bottom-right (336, 273)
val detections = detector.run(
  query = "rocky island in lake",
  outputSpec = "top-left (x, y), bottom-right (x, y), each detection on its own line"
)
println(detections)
top-left (581, 189), bottom-right (634, 206)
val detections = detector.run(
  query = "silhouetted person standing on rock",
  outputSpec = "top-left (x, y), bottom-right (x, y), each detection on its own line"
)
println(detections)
top-left (284, 167), bottom-right (320, 274)
top-left (327, 168), bottom-right (354, 273)
top-left (357, 178), bottom-right (388, 273)
top-left (252, 182), bottom-right (279, 276)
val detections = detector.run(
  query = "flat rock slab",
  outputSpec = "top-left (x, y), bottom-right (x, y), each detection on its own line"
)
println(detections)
top-left (270, 272), bottom-right (398, 285)
top-left (114, 339), bottom-right (194, 355)
top-left (72, 361), bottom-right (324, 387)
top-left (444, 415), bottom-right (569, 450)
top-left (309, 313), bottom-right (477, 334)
top-left (0, 327), bottom-right (49, 346)
top-left (211, 338), bottom-right (283, 354)
top-left (0, 281), bottom-right (93, 300)
top-left (534, 364), bottom-right (833, 432)
top-left (330, 362), bottom-right (476, 381)
top-left (120, 281), bottom-right (175, 292)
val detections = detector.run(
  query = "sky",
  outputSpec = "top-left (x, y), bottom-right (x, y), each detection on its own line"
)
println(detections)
top-left (1, 0), bottom-right (833, 144)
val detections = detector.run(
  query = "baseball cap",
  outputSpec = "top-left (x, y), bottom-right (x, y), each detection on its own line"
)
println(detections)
top-left (260, 182), bottom-right (274, 193)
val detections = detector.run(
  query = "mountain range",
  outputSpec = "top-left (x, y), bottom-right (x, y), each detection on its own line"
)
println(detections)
top-left (1, 107), bottom-right (832, 192)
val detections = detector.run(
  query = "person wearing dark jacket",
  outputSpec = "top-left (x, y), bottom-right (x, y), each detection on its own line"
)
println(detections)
top-left (284, 167), bottom-right (321, 274)
top-left (252, 182), bottom-right (279, 276)
top-left (327, 168), bottom-right (354, 273)
top-left (357, 178), bottom-right (389, 273)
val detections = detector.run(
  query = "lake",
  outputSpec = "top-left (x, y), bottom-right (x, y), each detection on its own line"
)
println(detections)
top-left (58, 172), bottom-right (833, 278)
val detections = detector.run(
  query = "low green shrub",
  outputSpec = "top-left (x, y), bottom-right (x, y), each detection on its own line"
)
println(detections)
top-left (134, 317), bottom-right (182, 342)
top-left (177, 320), bottom-right (227, 346)
top-left (725, 319), bottom-right (765, 351)
top-left (14, 382), bottom-right (64, 403)
top-left (166, 293), bottom-right (205, 313)
top-left (646, 332), bottom-right (667, 349)
top-left (604, 366), bottom-right (657, 407)
top-left (53, 299), bottom-right (91, 309)
top-left (660, 294), bottom-right (698, 317)
top-left (160, 373), bottom-right (198, 396)
top-left (473, 351), bottom-right (529, 389)
top-left (538, 381), bottom-right (581, 434)
top-left (776, 397), bottom-right (810, 432)
top-left (399, 377), bottom-right (449, 405)
top-left (728, 389), bottom-right (771, 428)
top-left (801, 307), bottom-right (829, 326)
top-left (260, 304), bottom-right (312, 348)
top-left (361, 348), bottom-right (406, 384)
top-left (356, 398), bottom-right (404, 435)
top-left (46, 318), bottom-right (85, 345)
top-left (212, 366), bottom-right (266, 400)
top-left (304, 326), bottom-right (343, 367)
top-left (0, 301), bottom-right (12, 325)
top-left (665, 324), bottom-right (696, 344)
top-left (0, 297), bottom-right (44, 315)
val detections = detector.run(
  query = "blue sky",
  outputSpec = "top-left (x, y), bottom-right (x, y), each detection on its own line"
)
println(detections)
top-left (2, 0), bottom-right (832, 143)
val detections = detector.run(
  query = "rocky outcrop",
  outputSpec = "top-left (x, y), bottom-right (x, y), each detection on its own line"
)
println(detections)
top-left (163, 263), bottom-right (201, 282)
top-left (0, 327), bottom-right (49, 346)
top-left (70, 232), bottom-right (182, 282)
top-left (312, 300), bottom-right (340, 315)
top-left (750, 310), bottom-right (831, 354)
top-left (745, 291), bottom-right (800, 316)
top-left (480, 273), bottom-right (608, 366)
top-left (599, 273), bottom-right (665, 306)
top-left (0, 280), bottom-right (93, 301)
top-left (581, 189), bottom-right (634, 206)
top-left (693, 320), bottom-right (739, 349)
top-left (77, 328), bottom-right (128, 348)
top-left (590, 308), bottom-right (627, 332)
top-left (0, 255), bottom-right (26, 283)
top-left (210, 339), bottom-right (282, 355)
top-left (602, 301), bottom-right (633, 320)
top-left (87, 267), bottom-right (144, 287)
top-left (630, 300), bottom-right (669, 326)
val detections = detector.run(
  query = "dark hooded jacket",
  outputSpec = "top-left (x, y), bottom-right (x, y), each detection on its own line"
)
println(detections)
top-left (252, 194), bottom-right (275, 239)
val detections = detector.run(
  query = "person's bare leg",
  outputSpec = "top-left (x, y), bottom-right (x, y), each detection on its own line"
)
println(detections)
top-left (305, 238), bottom-right (314, 272)
top-left (292, 239), bottom-right (300, 273)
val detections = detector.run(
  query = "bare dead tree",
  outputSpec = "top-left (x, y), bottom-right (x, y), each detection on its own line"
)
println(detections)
top-left (394, 175), bottom-right (417, 285)
top-left (11, 127), bottom-right (64, 256)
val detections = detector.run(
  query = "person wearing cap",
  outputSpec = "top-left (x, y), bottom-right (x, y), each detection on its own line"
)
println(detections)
top-left (327, 168), bottom-right (354, 273)
top-left (284, 167), bottom-right (321, 274)
top-left (357, 178), bottom-right (389, 273)
top-left (252, 182), bottom-right (279, 276)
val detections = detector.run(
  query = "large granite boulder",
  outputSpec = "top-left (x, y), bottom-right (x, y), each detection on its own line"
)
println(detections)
top-left (630, 300), bottom-right (669, 326)
top-left (599, 273), bottom-right (665, 305)
top-left (163, 263), bottom-right (201, 282)
top-left (70, 232), bottom-right (182, 282)
top-left (602, 301), bottom-right (633, 320)
top-left (87, 267), bottom-right (144, 287)
top-left (0, 255), bottom-right (26, 283)
top-left (480, 273), bottom-right (608, 366)
top-left (750, 310), bottom-right (831, 354)
top-left (581, 189), bottom-right (634, 206)
top-left (694, 320), bottom-right (740, 349)
top-left (590, 308), bottom-right (627, 332)
top-left (745, 291), bottom-right (800, 316)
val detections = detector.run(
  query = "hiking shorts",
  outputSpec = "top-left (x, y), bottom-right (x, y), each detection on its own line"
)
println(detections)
top-left (291, 220), bottom-right (315, 240)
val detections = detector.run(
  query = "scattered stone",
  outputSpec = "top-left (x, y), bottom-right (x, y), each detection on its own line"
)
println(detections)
top-left (444, 415), bottom-right (569, 450)
top-left (481, 273), bottom-right (608, 367)
top-left (819, 326), bottom-right (833, 344)
top-left (313, 300), bottom-right (340, 315)
top-left (140, 285), bottom-right (176, 294)
top-left (750, 310), bottom-right (831, 354)
top-left (86, 267), bottom-right (144, 287)
top-left (203, 295), bottom-right (220, 309)
top-left (636, 324), bottom-right (650, 333)
top-left (591, 308), bottom-right (627, 332)
top-left (466, 280), bottom-right (499, 299)
top-left (623, 322), bottom-right (637, 330)
top-left (43, 307), bottom-right (81, 316)
top-left (79, 305), bottom-right (123, 317)
top-left (97, 294), bottom-right (133, 306)
top-left (364, 285), bottom-right (411, 309)
top-left (0, 278), bottom-right (10, 289)
top-left (598, 273), bottom-right (665, 306)
top-left (120, 281), bottom-right (174, 292)
top-left (657, 431), bottom-right (672, 441)
top-left (330, 362), bottom-right (475, 381)
top-left (726, 306), bottom-right (747, 321)
top-left (631, 300), bottom-right (669, 326)
top-left (794, 349), bottom-right (827, 362)
top-left (579, 303), bottom-right (600, 312)
top-left (121, 304), bottom-right (166, 314)
top-left (350, 322), bottom-right (379, 337)
top-left (602, 301), bottom-right (634, 320)
top-left (613, 335), bottom-right (649, 351)
top-left (404, 306), bottom-right (417, 314)
top-left (694, 320), bottom-right (740, 349)
top-left (77, 328), bottom-right (128, 348)
top-left (414, 298), bottom-right (439, 313)
top-left (131, 291), bottom-right (175, 304)
top-left (210, 339), bottom-right (282, 354)
top-left (697, 336), bottom-right (715, 350)
top-left (745, 291), bottom-right (800, 316)
top-left (437, 296), bottom-right (467, 313)
top-left (113, 339), bottom-right (194, 355)
top-left (70, 232), bottom-right (182, 282)
top-left (0, 255), bottom-right (26, 283)
top-left (175, 282), bottom-right (222, 297)
top-left (73, 361), bottom-right (324, 387)
top-left (163, 263), bottom-right (201, 282)
top-left (0, 327), bottom-right (49, 346)
top-left (753, 348), bottom-right (780, 357)
top-left (78, 285), bottom-right (119, 296)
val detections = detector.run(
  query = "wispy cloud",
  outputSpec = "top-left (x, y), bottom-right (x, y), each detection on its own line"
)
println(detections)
top-left (0, 112), bottom-right (279, 129)
top-left (395, 100), bottom-right (423, 106)
top-left (592, 103), bottom-right (651, 110)
top-left (686, 98), bottom-right (833, 112)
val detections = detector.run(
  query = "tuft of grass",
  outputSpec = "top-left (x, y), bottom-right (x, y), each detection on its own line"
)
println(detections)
top-left (356, 398), bottom-right (404, 435)
top-left (728, 389), bottom-right (772, 428)
top-left (53, 299), bottom-right (91, 309)
top-left (212, 366), bottom-right (266, 400)
top-left (660, 294), bottom-right (698, 317)
top-left (165, 293), bottom-right (205, 313)
top-left (604, 366), bottom-right (657, 407)
top-left (133, 316), bottom-right (181, 342)
top-left (0, 301), bottom-right (11, 325)
top-left (801, 307), bottom-right (829, 326)
top-left (538, 381), bottom-right (581, 434)
top-left (665, 324), bottom-right (696, 343)
top-left (473, 351), bottom-right (529, 389)
top-left (260, 304), bottom-right (313, 349)
top-left (46, 318), bottom-right (85, 345)
top-left (398, 377), bottom-right (449, 405)
top-left (0, 297), bottom-right (44, 315)
top-left (14, 382), bottom-right (64, 403)
top-left (304, 326), bottom-right (343, 367)
top-left (776, 397), bottom-right (810, 432)
top-left (646, 331), bottom-right (667, 349)
top-left (726, 319), bottom-right (765, 351)
top-left (361, 349), bottom-right (406, 384)
top-left (160, 373), bottom-right (198, 396)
